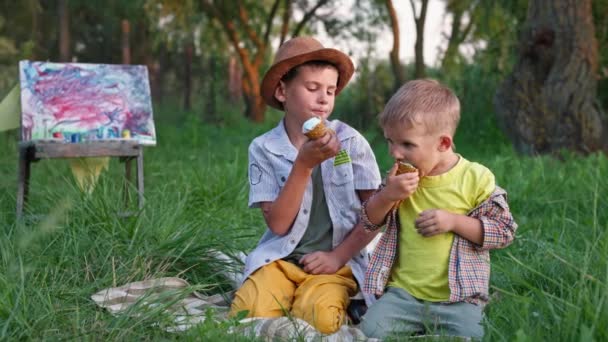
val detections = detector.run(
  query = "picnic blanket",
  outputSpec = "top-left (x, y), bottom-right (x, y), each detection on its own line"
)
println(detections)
top-left (91, 251), bottom-right (378, 341)
top-left (91, 277), bottom-right (376, 341)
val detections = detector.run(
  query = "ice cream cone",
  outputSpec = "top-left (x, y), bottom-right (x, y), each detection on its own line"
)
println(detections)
top-left (302, 117), bottom-right (328, 140)
top-left (396, 161), bottom-right (417, 175)
top-left (393, 162), bottom-right (418, 210)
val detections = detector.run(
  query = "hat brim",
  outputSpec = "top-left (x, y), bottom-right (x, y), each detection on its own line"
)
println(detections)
top-left (261, 48), bottom-right (355, 110)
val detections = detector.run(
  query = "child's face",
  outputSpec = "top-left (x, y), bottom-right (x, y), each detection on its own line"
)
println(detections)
top-left (275, 65), bottom-right (338, 123)
top-left (383, 121), bottom-right (448, 177)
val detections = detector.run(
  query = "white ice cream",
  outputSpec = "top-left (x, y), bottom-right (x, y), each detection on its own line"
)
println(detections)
top-left (302, 117), bottom-right (322, 133)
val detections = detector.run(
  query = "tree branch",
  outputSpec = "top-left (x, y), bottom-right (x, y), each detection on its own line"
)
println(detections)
top-left (291, 0), bottom-right (329, 37)
top-left (236, 1), bottom-right (264, 50)
top-left (263, 0), bottom-right (282, 45)
top-left (409, 0), bottom-right (417, 23)
top-left (459, 2), bottom-right (479, 44)
top-left (200, 0), bottom-right (253, 71)
top-left (280, 0), bottom-right (292, 45)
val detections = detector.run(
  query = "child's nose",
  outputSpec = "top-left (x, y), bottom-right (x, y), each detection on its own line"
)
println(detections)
top-left (389, 145), bottom-right (404, 160)
top-left (317, 92), bottom-right (329, 104)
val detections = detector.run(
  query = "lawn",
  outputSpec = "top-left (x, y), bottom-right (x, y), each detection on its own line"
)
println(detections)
top-left (1, 105), bottom-right (606, 341)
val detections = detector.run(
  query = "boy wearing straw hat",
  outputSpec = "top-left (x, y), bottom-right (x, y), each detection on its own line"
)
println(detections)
top-left (229, 36), bottom-right (382, 334)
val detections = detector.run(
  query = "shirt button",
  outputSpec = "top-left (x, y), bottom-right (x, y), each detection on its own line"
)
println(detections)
top-left (303, 209), bottom-right (309, 215)
top-left (290, 239), bottom-right (296, 244)
top-left (281, 176), bottom-right (286, 182)
top-left (265, 258), bottom-right (270, 263)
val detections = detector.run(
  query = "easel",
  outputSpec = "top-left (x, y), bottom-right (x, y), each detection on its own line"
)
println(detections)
top-left (16, 140), bottom-right (145, 218)
top-left (16, 60), bottom-right (155, 219)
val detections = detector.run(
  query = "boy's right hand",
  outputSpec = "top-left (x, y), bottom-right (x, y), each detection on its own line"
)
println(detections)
top-left (381, 162), bottom-right (419, 202)
top-left (297, 131), bottom-right (340, 169)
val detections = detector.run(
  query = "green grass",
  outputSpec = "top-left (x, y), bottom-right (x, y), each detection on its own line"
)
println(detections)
top-left (1, 103), bottom-right (607, 340)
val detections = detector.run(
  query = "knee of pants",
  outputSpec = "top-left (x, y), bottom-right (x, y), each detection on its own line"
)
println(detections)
top-left (360, 314), bottom-right (389, 339)
top-left (229, 264), bottom-right (296, 318)
top-left (300, 301), bottom-right (346, 335)
top-left (230, 283), bottom-right (294, 318)
top-left (291, 287), bottom-right (352, 334)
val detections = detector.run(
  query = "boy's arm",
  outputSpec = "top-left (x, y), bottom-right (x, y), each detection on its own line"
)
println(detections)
top-left (415, 210), bottom-right (484, 245)
top-left (469, 186), bottom-right (518, 249)
top-left (300, 189), bottom-right (380, 274)
top-left (262, 132), bottom-right (340, 236)
top-left (363, 162), bottom-right (420, 228)
top-left (414, 187), bottom-right (517, 248)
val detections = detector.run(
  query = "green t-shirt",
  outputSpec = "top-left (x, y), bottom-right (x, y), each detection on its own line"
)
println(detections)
top-left (388, 156), bottom-right (495, 301)
top-left (284, 166), bottom-right (333, 267)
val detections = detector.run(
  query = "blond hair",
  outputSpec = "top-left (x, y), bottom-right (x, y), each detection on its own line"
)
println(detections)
top-left (378, 79), bottom-right (461, 135)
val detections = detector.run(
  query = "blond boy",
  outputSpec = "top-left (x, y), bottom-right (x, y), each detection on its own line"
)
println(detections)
top-left (229, 37), bottom-right (381, 334)
top-left (359, 79), bottom-right (517, 339)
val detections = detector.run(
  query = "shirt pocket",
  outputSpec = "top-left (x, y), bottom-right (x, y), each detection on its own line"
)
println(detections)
top-left (331, 163), bottom-right (354, 186)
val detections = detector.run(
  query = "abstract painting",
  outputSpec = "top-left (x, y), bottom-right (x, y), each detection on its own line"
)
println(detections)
top-left (19, 60), bottom-right (156, 145)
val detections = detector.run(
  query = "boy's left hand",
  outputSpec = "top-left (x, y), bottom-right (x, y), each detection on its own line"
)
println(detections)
top-left (300, 251), bottom-right (344, 274)
top-left (415, 209), bottom-right (455, 237)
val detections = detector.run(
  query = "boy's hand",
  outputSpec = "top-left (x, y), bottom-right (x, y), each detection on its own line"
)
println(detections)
top-left (300, 251), bottom-right (344, 274)
top-left (415, 209), bottom-right (456, 237)
top-left (297, 131), bottom-right (341, 169)
top-left (380, 162), bottom-right (419, 202)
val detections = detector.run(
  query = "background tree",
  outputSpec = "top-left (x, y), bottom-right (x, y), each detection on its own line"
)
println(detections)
top-left (495, 0), bottom-right (608, 155)
top-left (384, 0), bottom-right (405, 89)
top-left (440, 0), bottom-right (478, 71)
top-left (410, 0), bottom-right (428, 78)
top-left (58, 0), bottom-right (70, 62)
top-left (200, 0), bottom-right (334, 122)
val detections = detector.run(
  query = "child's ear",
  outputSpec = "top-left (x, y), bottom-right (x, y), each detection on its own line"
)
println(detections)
top-left (437, 135), bottom-right (453, 152)
top-left (274, 81), bottom-right (287, 104)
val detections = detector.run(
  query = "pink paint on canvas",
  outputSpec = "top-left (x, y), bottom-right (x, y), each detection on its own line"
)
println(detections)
top-left (19, 61), bottom-right (156, 145)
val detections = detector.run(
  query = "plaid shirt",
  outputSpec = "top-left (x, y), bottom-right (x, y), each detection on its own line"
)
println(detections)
top-left (361, 186), bottom-right (517, 306)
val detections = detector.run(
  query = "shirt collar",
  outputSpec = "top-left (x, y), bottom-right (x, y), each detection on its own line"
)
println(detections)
top-left (264, 119), bottom-right (298, 161)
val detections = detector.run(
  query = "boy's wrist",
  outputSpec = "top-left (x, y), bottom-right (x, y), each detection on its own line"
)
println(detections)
top-left (293, 157), bottom-right (315, 174)
top-left (377, 188), bottom-right (397, 207)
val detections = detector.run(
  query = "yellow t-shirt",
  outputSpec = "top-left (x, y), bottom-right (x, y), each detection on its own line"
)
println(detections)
top-left (388, 156), bottom-right (495, 301)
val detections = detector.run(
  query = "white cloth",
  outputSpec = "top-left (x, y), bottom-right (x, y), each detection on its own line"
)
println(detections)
top-left (91, 275), bottom-right (378, 340)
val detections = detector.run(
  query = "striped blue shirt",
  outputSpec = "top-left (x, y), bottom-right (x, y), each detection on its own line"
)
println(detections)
top-left (243, 118), bottom-right (381, 305)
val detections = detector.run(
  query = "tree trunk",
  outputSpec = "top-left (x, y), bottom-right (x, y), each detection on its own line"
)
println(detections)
top-left (207, 55), bottom-right (217, 120)
top-left (156, 45), bottom-right (167, 104)
top-left (410, 0), bottom-right (428, 78)
top-left (495, 0), bottom-right (608, 155)
top-left (58, 0), bottom-right (70, 62)
top-left (385, 0), bottom-right (405, 90)
top-left (242, 67), bottom-right (266, 122)
top-left (121, 19), bottom-right (131, 64)
top-left (228, 55), bottom-right (242, 103)
top-left (183, 42), bottom-right (193, 111)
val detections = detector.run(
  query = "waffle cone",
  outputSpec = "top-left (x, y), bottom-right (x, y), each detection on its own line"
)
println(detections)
top-left (304, 121), bottom-right (328, 140)
top-left (396, 162), bottom-right (417, 175)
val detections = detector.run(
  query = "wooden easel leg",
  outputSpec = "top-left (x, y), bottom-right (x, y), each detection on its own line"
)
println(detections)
top-left (16, 147), bottom-right (31, 218)
top-left (136, 149), bottom-right (144, 210)
top-left (123, 156), bottom-right (133, 210)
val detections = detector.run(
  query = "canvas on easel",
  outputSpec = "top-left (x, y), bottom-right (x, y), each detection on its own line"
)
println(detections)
top-left (17, 61), bottom-right (156, 218)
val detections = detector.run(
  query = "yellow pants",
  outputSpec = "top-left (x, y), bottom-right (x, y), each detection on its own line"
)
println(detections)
top-left (229, 260), bottom-right (358, 334)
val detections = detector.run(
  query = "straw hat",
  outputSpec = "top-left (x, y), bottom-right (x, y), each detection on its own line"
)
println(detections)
top-left (261, 36), bottom-right (355, 110)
